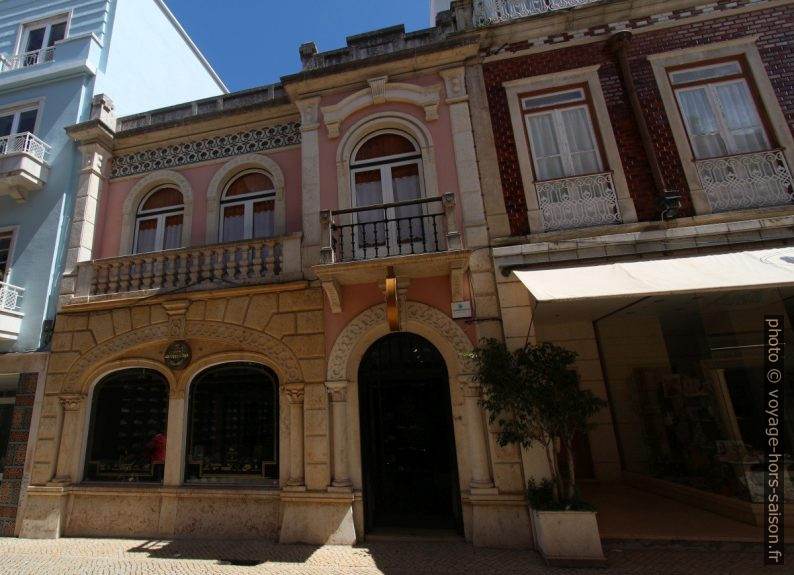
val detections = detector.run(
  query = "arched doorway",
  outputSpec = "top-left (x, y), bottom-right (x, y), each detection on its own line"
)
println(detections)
top-left (358, 333), bottom-right (462, 532)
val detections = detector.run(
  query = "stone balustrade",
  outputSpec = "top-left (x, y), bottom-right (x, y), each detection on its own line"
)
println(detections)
top-left (65, 233), bottom-right (303, 302)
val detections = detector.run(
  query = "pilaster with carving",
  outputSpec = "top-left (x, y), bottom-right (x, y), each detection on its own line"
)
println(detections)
top-left (51, 394), bottom-right (85, 484)
top-left (297, 97), bottom-right (322, 271)
top-left (461, 377), bottom-right (495, 490)
top-left (285, 384), bottom-right (306, 489)
top-left (326, 381), bottom-right (352, 490)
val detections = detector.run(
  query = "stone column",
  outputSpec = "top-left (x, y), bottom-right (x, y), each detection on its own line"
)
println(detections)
top-left (297, 97), bottom-right (322, 271)
top-left (461, 378), bottom-right (495, 490)
top-left (163, 390), bottom-right (185, 486)
top-left (285, 384), bottom-right (305, 489)
top-left (326, 381), bottom-right (352, 490)
top-left (51, 394), bottom-right (85, 483)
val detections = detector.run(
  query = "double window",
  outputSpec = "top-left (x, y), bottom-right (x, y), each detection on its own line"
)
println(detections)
top-left (350, 132), bottom-right (426, 252)
top-left (20, 17), bottom-right (66, 66)
top-left (670, 61), bottom-right (770, 160)
top-left (0, 231), bottom-right (12, 282)
top-left (220, 172), bottom-right (276, 242)
top-left (521, 87), bottom-right (604, 181)
top-left (133, 187), bottom-right (184, 254)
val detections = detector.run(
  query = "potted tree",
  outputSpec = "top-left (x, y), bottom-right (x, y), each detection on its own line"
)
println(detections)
top-left (471, 339), bottom-right (608, 567)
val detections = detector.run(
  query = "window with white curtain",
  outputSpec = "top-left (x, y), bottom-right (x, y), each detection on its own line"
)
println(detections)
top-left (219, 172), bottom-right (276, 242)
top-left (133, 187), bottom-right (184, 254)
top-left (670, 61), bottom-right (770, 159)
top-left (350, 132), bottom-right (424, 249)
top-left (521, 87), bottom-right (603, 181)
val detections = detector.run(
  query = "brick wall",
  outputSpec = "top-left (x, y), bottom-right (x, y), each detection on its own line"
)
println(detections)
top-left (483, 2), bottom-right (794, 236)
top-left (0, 373), bottom-right (37, 536)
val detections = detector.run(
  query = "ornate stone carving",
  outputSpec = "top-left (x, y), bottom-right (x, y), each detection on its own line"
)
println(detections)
top-left (284, 384), bottom-right (305, 404)
top-left (185, 321), bottom-right (302, 383)
top-left (327, 302), bottom-right (475, 381)
top-left (110, 122), bottom-right (301, 178)
top-left (325, 381), bottom-right (348, 402)
top-left (59, 394), bottom-right (85, 411)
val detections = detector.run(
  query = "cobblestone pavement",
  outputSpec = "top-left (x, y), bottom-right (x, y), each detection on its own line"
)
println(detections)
top-left (0, 537), bottom-right (781, 574)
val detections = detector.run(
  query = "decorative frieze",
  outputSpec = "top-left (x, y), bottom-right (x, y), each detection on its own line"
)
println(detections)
top-left (110, 122), bottom-right (301, 178)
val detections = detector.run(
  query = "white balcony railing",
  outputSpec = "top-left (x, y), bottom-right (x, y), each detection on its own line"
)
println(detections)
top-left (70, 234), bottom-right (303, 300)
top-left (1, 47), bottom-right (56, 72)
top-left (0, 281), bottom-right (24, 312)
top-left (0, 132), bottom-right (49, 162)
top-left (696, 149), bottom-right (794, 213)
top-left (537, 171), bottom-right (622, 231)
top-left (474, 0), bottom-right (601, 26)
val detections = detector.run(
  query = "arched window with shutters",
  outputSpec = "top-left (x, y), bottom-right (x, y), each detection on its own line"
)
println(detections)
top-left (219, 171), bottom-right (276, 242)
top-left (133, 186), bottom-right (184, 254)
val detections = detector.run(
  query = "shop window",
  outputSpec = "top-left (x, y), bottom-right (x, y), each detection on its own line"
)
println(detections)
top-left (185, 363), bottom-right (278, 485)
top-left (20, 16), bottom-right (66, 66)
top-left (133, 187), bottom-right (184, 254)
top-left (84, 369), bottom-right (169, 483)
top-left (350, 131), bottom-right (427, 253)
top-left (0, 377), bottom-right (16, 482)
top-left (219, 171), bottom-right (276, 242)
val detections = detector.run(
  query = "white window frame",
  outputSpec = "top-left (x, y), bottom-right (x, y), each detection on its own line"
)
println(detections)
top-left (0, 105), bottom-right (39, 137)
top-left (133, 187), bottom-right (184, 254)
top-left (349, 131), bottom-right (428, 257)
top-left (649, 36), bottom-right (794, 215)
top-left (17, 14), bottom-right (69, 57)
top-left (522, 88), bottom-right (605, 181)
top-left (219, 171), bottom-right (277, 242)
top-left (0, 228), bottom-right (16, 283)
top-left (503, 65), bottom-right (637, 232)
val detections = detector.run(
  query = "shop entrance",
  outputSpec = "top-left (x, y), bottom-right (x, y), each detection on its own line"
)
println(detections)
top-left (358, 333), bottom-right (461, 532)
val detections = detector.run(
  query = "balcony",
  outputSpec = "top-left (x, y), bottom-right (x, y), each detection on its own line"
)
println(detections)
top-left (64, 234), bottom-right (303, 304)
top-left (474, 0), bottom-right (602, 26)
top-left (0, 47), bottom-right (55, 72)
top-left (0, 132), bottom-right (50, 202)
top-left (695, 149), bottom-right (794, 213)
top-left (314, 194), bottom-right (469, 312)
top-left (536, 171), bottom-right (622, 232)
top-left (0, 281), bottom-right (24, 341)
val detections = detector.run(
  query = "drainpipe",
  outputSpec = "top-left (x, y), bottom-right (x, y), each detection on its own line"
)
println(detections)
top-left (608, 31), bottom-right (681, 219)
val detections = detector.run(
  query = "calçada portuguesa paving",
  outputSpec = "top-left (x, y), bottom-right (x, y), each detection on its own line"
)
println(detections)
top-left (0, 536), bottom-right (785, 574)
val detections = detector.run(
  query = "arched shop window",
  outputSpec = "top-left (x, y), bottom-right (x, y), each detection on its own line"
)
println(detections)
top-left (185, 362), bottom-right (278, 485)
top-left (85, 369), bottom-right (169, 482)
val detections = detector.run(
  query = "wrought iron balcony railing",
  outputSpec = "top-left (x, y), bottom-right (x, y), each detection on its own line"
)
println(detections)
top-left (0, 281), bottom-right (24, 313)
top-left (0, 132), bottom-right (49, 162)
top-left (474, 0), bottom-right (602, 26)
top-left (68, 234), bottom-right (303, 301)
top-left (537, 171), bottom-right (622, 232)
top-left (695, 149), bottom-right (794, 213)
top-left (321, 194), bottom-right (459, 263)
top-left (1, 47), bottom-right (56, 72)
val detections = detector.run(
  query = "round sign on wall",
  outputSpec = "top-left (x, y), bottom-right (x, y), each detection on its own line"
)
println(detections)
top-left (164, 340), bottom-right (191, 369)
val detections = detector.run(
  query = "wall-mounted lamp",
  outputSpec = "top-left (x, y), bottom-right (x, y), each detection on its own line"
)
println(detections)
top-left (659, 190), bottom-right (682, 220)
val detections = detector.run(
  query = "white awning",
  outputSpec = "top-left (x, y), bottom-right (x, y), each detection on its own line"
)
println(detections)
top-left (513, 247), bottom-right (794, 302)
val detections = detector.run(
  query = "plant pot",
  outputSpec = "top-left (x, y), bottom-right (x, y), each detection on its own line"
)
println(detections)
top-left (531, 509), bottom-right (607, 567)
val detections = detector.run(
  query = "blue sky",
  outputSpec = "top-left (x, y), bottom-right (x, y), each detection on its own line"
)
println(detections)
top-left (164, 1), bottom-right (431, 93)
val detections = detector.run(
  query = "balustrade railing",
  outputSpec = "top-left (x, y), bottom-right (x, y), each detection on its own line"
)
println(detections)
top-left (70, 234), bottom-right (302, 300)
top-left (474, 0), bottom-right (601, 26)
top-left (321, 194), bottom-right (459, 263)
top-left (1, 47), bottom-right (56, 72)
top-left (0, 132), bottom-right (50, 162)
top-left (0, 281), bottom-right (24, 312)
top-left (695, 149), bottom-right (794, 213)
top-left (537, 171), bottom-right (622, 231)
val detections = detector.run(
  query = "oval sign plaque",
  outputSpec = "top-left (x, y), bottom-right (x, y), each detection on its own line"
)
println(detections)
top-left (164, 340), bottom-right (191, 369)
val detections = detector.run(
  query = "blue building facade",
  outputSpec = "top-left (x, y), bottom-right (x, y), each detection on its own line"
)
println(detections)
top-left (0, 0), bottom-right (225, 535)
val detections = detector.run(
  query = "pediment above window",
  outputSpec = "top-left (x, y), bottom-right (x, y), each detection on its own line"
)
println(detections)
top-left (321, 76), bottom-right (440, 138)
